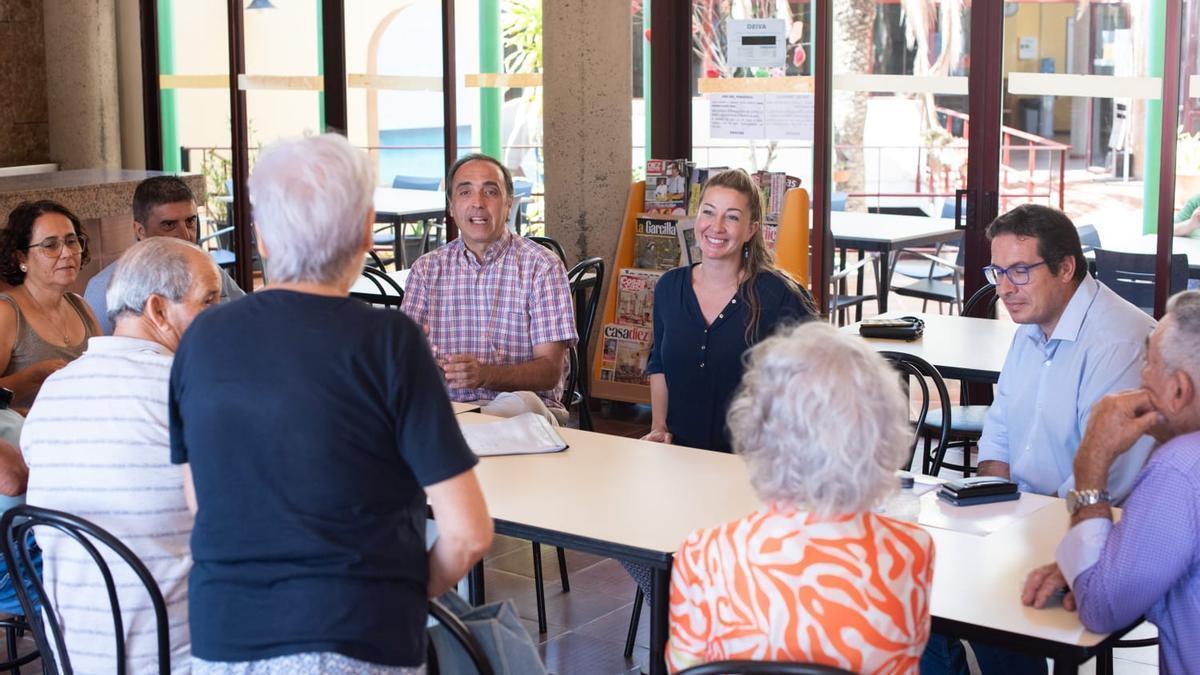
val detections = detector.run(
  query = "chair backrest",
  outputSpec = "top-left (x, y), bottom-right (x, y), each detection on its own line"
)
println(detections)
top-left (880, 351), bottom-right (952, 476)
top-left (351, 266), bottom-right (405, 309)
top-left (1093, 248), bottom-right (1188, 314)
top-left (676, 661), bottom-right (857, 675)
top-left (526, 235), bottom-right (567, 266)
top-left (961, 283), bottom-right (998, 319)
top-left (427, 598), bottom-right (496, 675)
top-left (1076, 224), bottom-right (1102, 251)
top-left (567, 257), bottom-right (605, 351)
top-left (0, 505), bottom-right (171, 675)
top-left (392, 175), bottom-right (442, 191)
top-left (565, 257), bottom-right (604, 424)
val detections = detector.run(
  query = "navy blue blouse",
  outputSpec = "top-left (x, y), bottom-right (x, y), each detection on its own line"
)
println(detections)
top-left (645, 265), bottom-right (816, 452)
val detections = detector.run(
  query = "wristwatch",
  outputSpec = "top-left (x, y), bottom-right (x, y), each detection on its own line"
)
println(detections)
top-left (1066, 489), bottom-right (1111, 515)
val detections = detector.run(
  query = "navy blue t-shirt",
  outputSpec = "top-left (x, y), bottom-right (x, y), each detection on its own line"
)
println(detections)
top-left (645, 266), bottom-right (815, 452)
top-left (169, 290), bottom-right (478, 666)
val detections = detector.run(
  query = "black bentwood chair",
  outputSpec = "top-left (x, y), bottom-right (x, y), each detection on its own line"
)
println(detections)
top-left (880, 352), bottom-right (953, 476)
top-left (675, 661), bottom-right (858, 675)
top-left (919, 283), bottom-right (998, 477)
top-left (0, 505), bottom-right (171, 675)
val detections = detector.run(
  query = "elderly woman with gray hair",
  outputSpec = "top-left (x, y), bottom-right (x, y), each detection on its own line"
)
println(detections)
top-left (169, 133), bottom-right (493, 674)
top-left (666, 321), bottom-right (935, 674)
top-left (22, 236), bottom-right (222, 673)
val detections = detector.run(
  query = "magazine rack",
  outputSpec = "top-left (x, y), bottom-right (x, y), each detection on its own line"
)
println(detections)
top-left (590, 181), bottom-right (811, 405)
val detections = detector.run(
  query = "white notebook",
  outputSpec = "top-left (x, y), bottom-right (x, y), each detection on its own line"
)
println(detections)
top-left (459, 412), bottom-right (569, 457)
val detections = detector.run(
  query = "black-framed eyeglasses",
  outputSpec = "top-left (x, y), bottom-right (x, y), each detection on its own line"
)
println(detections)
top-left (982, 261), bottom-right (1047, 286)
top-left (23, 234), bottom-right (88, 257)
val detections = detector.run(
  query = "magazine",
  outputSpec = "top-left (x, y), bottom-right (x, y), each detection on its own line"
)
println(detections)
top-left (675, 219), bottom-right (702, 265)
top-left (752, 171), bottom-right (802, 224)
top-left (599, 323), bottom-right (654, 385)
top-left (615, 269), bottom-right (662, 328)
top-left (644, 158), bottom-right (690, 215)
top-left (634, 216), bottom-right (683, 271)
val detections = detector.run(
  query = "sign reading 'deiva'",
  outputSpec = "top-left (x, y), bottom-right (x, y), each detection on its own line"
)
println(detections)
top-left (725, 19), bottom-right (786, 69)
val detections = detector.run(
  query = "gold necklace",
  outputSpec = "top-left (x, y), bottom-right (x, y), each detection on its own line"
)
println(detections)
top-left (23, 286), bottom-right (72, 346)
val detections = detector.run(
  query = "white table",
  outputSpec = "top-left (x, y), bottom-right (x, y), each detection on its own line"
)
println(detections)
top-left (826, 212), bottom-right (960, 312)
top-left (373, 187), bottom-right (446, 223)
top-left (451, 401), bottom-right (481, 415)
top-left (457, 413), bottom-right (1132, 674)
top-left (845, 312), bottom-right (1017, 383)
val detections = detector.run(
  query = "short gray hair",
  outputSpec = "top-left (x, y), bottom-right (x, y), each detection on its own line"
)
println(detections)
top-left (247, 133), bottom-right (376, 284)
top-left (106, 237), bottom-right (216, 323)
top-left (1163, 291), bottom-right (1200, 381)
top-left (727, 321), bottom-right (911, 514)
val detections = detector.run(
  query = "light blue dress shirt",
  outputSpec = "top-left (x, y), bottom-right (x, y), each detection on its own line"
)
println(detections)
top-left (978, 274), bottom-right (1155, 502)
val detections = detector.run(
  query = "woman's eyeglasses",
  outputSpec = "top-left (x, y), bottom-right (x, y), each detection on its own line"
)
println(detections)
top-left (24, 234), bottom-right (88, 257)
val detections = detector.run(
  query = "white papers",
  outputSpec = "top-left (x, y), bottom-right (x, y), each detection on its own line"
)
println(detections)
top-left (459, 413), bottom-right (568, 457)
top-left (709, 93), bottom-right (814, 140)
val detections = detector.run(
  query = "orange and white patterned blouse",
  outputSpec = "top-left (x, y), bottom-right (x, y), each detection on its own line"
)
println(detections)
top-left (667, 505), bottom-right (935, 674)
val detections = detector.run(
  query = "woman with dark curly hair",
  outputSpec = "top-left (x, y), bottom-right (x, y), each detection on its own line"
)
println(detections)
top-left (0, 201), bottom-right (100, 408)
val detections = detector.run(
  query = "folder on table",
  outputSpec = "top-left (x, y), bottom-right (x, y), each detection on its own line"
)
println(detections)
top-left (459, 412), bottom-right (569, 457)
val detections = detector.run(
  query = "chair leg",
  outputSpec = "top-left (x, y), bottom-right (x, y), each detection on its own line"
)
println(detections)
top-left (556, 546), bottom-right (570, 592)
top-left (624, 587), bottom-right (644, 659)
top-left (923, 434), bottom-right (933, 475)
top-left (1095, 647), bottom-right (1114, 675)
top-left (531, 542), bottom-right (548, 634)
top-left (4, 622), bottom-right (14, 675)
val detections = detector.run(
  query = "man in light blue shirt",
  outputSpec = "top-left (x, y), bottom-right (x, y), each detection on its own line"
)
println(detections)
top-left (922, 204), bottom-right (1155, 675)
top-left (84, 176), bottom-right (243, 334)
top-left (976, 205), bottom-right (1155, 502)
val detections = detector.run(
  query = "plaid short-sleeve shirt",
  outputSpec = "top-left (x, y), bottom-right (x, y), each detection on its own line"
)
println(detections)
top-left (402, 231), bottom-right (578, 407)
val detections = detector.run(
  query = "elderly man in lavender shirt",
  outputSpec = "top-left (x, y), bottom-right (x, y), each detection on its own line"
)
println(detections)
top-left (1023, 290), bottom-right (1200, 673)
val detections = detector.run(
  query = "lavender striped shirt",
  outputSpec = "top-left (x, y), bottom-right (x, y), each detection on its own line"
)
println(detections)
top-left (1057, 429), bottom-right (1200, 673)
top-left (402, 232), bottom-right (577, 408)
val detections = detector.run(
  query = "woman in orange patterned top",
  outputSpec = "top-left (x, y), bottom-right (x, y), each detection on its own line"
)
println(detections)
top-left (667, 321), bottom-right (935, 674)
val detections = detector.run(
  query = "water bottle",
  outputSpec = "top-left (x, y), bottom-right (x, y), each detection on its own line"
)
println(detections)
top-left (887, 471), bottom-right (922, 523)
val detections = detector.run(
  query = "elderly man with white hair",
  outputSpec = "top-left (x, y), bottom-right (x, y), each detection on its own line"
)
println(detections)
top-left (666, 321), bottom-right (935, 673)
top-left (1022, 290), bottom-right (1200, 672)
top-left (170, 133), bottom-right (492, 674)
top-left (22, 236), bottom-right (222, 673)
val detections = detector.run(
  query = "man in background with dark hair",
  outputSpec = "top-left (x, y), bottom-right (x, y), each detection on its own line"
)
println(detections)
top-left (84, 176), bottom-right (244, 334)
top-left (923, 203), bottom-right (1156, 675)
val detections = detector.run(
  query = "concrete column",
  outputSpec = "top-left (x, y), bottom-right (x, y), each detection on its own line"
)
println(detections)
top-left (43, 0), bottom-right (122, 169)
top-left (543, 0), bottom-right (631, 269)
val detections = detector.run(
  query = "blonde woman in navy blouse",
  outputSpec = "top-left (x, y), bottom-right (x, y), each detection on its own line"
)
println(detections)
top-left (641, 169), bottom-right (816, 452)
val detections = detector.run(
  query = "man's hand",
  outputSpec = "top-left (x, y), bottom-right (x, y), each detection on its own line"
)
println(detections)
top-left (1021, 563), bottom-right (1076, 611)
top-left (1075, 389), bottom-right (1163, 486)
top-left (641, 427), bottom-right (673, 444)
top-left (443, 354), bottom-right (488, 390)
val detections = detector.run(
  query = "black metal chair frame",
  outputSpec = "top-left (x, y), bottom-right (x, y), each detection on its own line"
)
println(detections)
top-left (350, 266), bottom-right (405, 310)
top-left (881, 351), bottom-right (953, 475)
top-left (526, 235), bottom-right (567, 266)
top-left (0, 615), bottom-right (36, 675)
top-left (921, 283), bottom-right (998, 477)
top-left (675, 660), bottom-right (857, 674)
top-left (426, 598), bottom-right (496, 675)
top-left (0, 505), bottom-right (171, 675)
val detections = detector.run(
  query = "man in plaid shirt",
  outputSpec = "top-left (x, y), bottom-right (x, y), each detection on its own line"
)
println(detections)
top-left (402, 154), bottom-right (577, 422)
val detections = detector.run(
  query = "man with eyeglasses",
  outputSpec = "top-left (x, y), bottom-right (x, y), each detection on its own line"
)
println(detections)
top-left (84, 176), bottom-right (245, 335)
top-left (922, 203), bottom-right (1156, 675)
